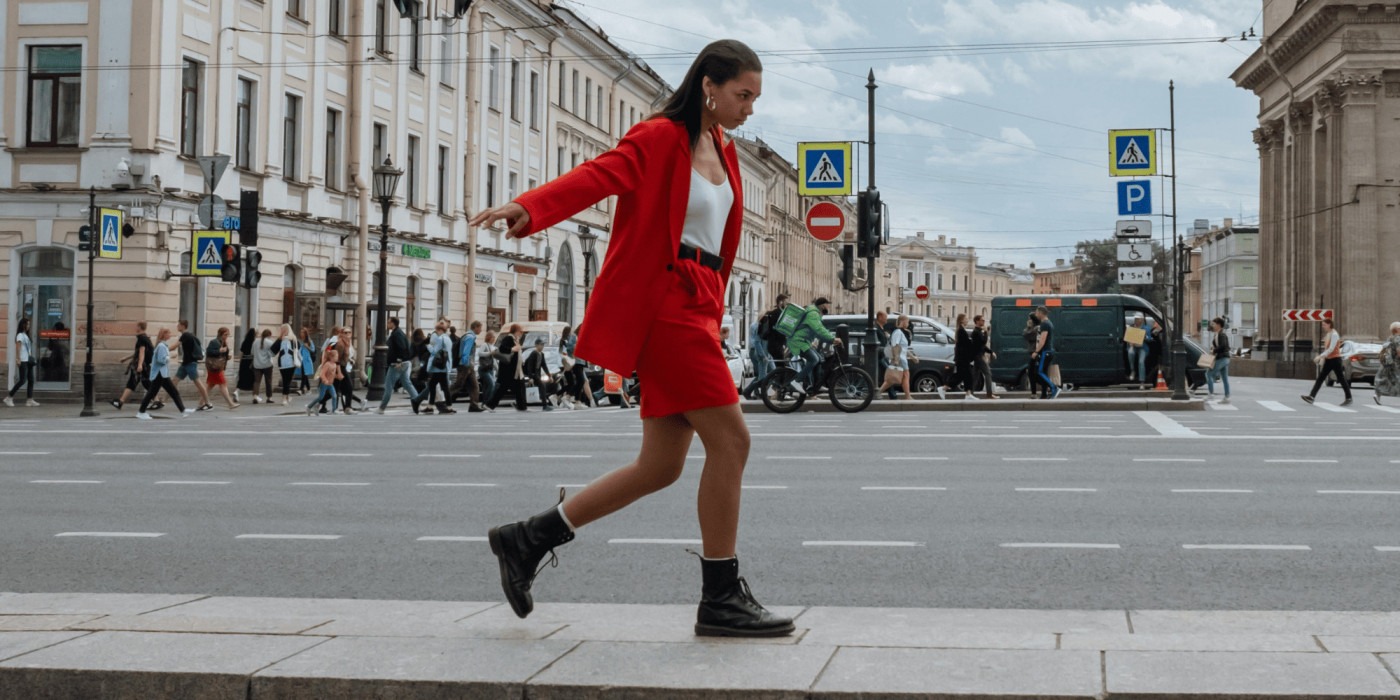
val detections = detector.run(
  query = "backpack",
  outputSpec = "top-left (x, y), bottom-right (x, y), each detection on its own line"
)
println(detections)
top-left (771, 304), bottom-right (809, 339)
top-left (756, 310), bottom-right (778, 342)
top-left (188, 335), bottom-right (204, 362)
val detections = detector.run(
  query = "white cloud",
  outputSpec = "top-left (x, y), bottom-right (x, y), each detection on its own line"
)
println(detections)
top-left (926, 126), bottom-right (1038, 166)
top-left (883, 58), bottom-right (994, 102)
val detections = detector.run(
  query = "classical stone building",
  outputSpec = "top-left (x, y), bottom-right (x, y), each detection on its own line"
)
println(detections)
top-left (881, 233), bottom-right (1032, 325)
top-left (1232, 1), bottom-right (1400, 356)
top-left (1031, 259), bottom-right (1081, 295)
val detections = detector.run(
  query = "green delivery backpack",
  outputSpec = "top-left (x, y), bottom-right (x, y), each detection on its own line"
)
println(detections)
top-left (772, 304), bottom-right (810, 339)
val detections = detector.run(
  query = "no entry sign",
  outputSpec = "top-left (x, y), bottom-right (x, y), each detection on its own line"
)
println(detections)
top-left (915, 285), bottom-right (930, 300)
top-left (804, 202), bottom-right (845, 242)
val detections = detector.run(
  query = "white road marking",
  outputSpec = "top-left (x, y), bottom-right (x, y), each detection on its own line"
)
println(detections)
top-left (1136, 458), bottom-right (1206, 463)
top-left (1258, 401), bottom-right (1295, 412)
top-left (1314, 403), bottom-right (1356, 413)
top-left (555, 484), bottom-right (589, 488)
top-left (686, 455), bottom-right (705, 460)
top-left (417, 454), bottom-right (481, 458)
top-left (92, 452), bottom-right (150, 456)
top-left (1374, 546), bottom-right (1400, 552)
top-left (1000, 543), bottom-right (1120, 549)
top-left (1172, 489), bottom-right (1254, 494)
top-left (236, 534), bottom-right (342, 540)
top-left (1205, 402), bottom-right (1239, 411)
top-left (0, 451), bottom-right (49, 455)
top-left (1265, 459), bottom-right (1338, 464)
top-left (742, 485), bottom-right (789, 490)
top-left (308, 453), bottom-right (372, 457)
top-left (1318, 490), bottom-right (1400, 495)
top-left (861, 486), bottom-right (948, 491)
top-left (417, 536), bottom-right (488, 542)
top-left (530, 454), bottom-right (590, 459)
top-left (1182, 544), bottom-right (1311, 551)
top-left (1369, 405), bottom-right (1400, 414)
top-left (418, 482), bottom-right (497, 487)
top-left (766, 456), bottom-right (832, 461)
top-left (202, 452), bottom-right (263, 457)
top-left (608, 538), bottom-right (703, 545)
top-left (1015, 487), bottom-right (1097, 492)
top-left (1003, 458), bottom-right (1069, 462)
top-left (56, 532), bottom-right (163, 538)
top-left (289, 482), bottom-right (371, 486)
top-left (802, 540), bottom-right (924, 547)
top-left (155, 481), bottom-right (231, 485)
top-left (31, 479), bottom-right (104, 484)
top-left (1135, 411), bottom-right (1201, 438)
top-left (883, 456), bottom-right (948, 461)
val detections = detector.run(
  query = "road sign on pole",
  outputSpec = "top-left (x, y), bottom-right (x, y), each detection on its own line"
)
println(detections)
top-left (98, 208), bottom-right (123, 259)
top-left (1116, 180), bottom-right (1152, 216)
top-left (192, 230), bottom-right (230, 277)
top-left (914, 285), bottom-right (929, 300)
top-left (1117, 266), bottom-right (1154, 285)
top-left (1115, 219), bottom-right (1152, 239)
top-left (1282, 309), bottom-right (1334, 321)
top-left (804, 201), bottom-right (846, 241)
top-left (1117, 243), bottom-right (1152, 262)
top-left (197, 154), bottom-right (230, 192)
top-left (1109, 129), bottom-right (1156, 176)
top-left (198, 195), bottom-right (227, 230)
top-left (797, 142), bottom-right (853, 196)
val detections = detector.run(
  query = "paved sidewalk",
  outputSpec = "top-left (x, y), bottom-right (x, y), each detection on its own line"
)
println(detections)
top-left (3, 593), bottom-right (1400, 698)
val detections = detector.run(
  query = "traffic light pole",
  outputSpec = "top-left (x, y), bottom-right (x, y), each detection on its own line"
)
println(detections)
top-left (862, 70), bottom-right (880, 384)
top-left (80, 187), bottom-right (98, 417)
top-left (1168, 81), bottom-right (1188, 401)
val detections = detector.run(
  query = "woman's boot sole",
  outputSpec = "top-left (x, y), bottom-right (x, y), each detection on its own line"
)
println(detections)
top-left (694, 622), bottom-right (796, 638)
top-left (487, 527), bottom-right (531, 619)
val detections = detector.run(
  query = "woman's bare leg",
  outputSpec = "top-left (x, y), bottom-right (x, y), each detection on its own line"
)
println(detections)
top-left (684, 403), bottom-right (751, 558)
top-left (561, 413), bottom-right (693, 528)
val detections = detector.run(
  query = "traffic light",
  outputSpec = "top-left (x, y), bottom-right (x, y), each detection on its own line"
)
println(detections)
top-left (77, 225), bottom-right (94, 252)
top-left (238, 190), bottom-right (259, 247)
top-left (244, 248), bottom-right (262, 288)
top-left (221, 243), bottom-right (242, 283)
top-left (839, 244), bottom-right (856, 291)
top-left (856, 187), bottom-right (882, 258)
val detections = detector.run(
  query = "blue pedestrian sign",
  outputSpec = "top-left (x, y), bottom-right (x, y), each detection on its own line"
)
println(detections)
top-left (192, 230), bottom-right (230, 277)
top-left (1109, 129), bottom-right (1156, 176)
top-left (1116, 180), bottom-right (1152, 217)
top-left (99, 208), bottom-right (123, 260)
top-left (797, 142), bottom-right (853, 196)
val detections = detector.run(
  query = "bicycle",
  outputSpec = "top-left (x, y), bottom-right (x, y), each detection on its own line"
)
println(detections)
top-left (759, 343), bottom-right (874, 414)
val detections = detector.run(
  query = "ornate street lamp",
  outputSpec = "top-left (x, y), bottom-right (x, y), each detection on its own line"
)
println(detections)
top-left (366, 156), bottom-right (402, 402)
top-left (578, 225), bottom-right (598, 310)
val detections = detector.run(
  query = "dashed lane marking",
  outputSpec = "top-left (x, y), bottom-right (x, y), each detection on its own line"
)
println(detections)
top-left (289, 482), bottom-right (372, 486)
top-left (1374, 546), bottom-right (1400, 552)
top-left (1182, 544), bottom-right (1310, 551)
top-left (202, 452), bottom-right (263, 457)
top-left (1003, 458), bottom-right (1069, 462)
top-left (155, 481), bottom-right (231, 485)
top-left (1172, 489), bottom-right (1254, 494)
top-left (1317, 490), bottom-right (1400, 495)
top-left (802, 540), bottom-right (925, 547)
top-left (1265, 459), bottom-right (1339, 464)
top-left (418, 483), bottom-right (497, 487)
top-left (308, 453), bottom-right (372, 457)
top-left (883, 456), bottom-right (948, 461)
top-left (1136, 458), bottom-right (1206, 463)
top-left (417, 536), bottom-right (488, 542)
top-left (0, 451), bottom-right (49, 455)
top-left (30, 480), bottom-right (103, 484)
top-left (417, 454), bottom-right (481, 458)
top-left (236, 534), bottom-right (342, 540)
top-left (55, 532), bottom-right (163, 538)
top-left (861, 486), bottom-right (948, 491)
top-left (1000, 543), bottom-right (1120, 549)
top-left (1016, 487), bottom-right (1097, 492)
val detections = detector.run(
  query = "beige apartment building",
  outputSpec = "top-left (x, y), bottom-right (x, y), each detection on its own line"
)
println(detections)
top-left (879, 232), bottom-right (1031, 326)
top-left (1232, 0), bottom-right (1400, 357)
top-left (1031, 259), bottom-right (1081, 295)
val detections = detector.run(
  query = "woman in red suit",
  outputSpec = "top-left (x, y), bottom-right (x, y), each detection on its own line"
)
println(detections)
top-left (469, 40), bottom-right (790, 638)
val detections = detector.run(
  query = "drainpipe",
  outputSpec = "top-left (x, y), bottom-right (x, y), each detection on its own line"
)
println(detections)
top-left (464, 5), bottom-right (483, 320)
top-left (351, 0), bottom-right (369, 339)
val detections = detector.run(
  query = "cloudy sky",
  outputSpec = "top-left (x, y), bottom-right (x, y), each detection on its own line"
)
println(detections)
top-left (559, 0), bottom-right (1265, 268)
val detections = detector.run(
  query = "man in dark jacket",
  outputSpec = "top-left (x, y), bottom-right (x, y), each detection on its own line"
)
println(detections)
top-left (377, 317), bottom-right (422, 414)
top-left (486, 324), bottom-right (527, 411)
top-left (522, 338), bottom-right (556, 412)
top-left (741, 294), bottom-right (789, 399)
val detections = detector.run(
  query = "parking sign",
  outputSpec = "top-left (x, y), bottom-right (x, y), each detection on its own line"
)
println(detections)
top-left (1116, 180), bottom-right (1152, 217)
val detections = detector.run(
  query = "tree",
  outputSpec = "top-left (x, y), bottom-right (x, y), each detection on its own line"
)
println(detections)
top-left (1074, 238), bottom-right (1170, 311)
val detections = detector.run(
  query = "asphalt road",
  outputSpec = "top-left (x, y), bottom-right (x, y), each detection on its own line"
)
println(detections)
top-left (2, 376), bottom-right (1398, 610)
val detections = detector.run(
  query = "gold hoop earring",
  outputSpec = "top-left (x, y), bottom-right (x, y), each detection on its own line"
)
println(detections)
top-left (705, 94), bottom-right (717, 111)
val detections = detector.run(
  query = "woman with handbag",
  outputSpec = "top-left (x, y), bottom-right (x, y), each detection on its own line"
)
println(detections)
top-left (1303, 317), bottom-right (1353, 406)
top-left (205, 327), bottom-right (238, 409)
top-left (273, 324), bottom-right (301, 406)
top-left (1203, 317), bottom-right (1231, 404)
top-left (471, 40), bottom-right (792, 637)
top-left (877, 315), bottom-right (913, 400)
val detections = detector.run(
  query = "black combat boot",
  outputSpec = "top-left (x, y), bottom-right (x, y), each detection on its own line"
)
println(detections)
top-left (695, 556), bottom-right (795, 637)
top-left (488, 489), bottom-right (575, 618)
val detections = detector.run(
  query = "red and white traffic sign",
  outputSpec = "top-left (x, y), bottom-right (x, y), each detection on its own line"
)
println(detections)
top-left (1282, 309), bottom-right (1333, 321)
top-left (914, 285), bottom-right (930, 300)
top-left (804, 202), bottom-right (845, 242)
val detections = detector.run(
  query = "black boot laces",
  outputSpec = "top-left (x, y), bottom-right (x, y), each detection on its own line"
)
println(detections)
top-left (736, 576), bottom-right (765, 612)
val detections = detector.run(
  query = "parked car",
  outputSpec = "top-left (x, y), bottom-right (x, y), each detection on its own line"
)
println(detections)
top-left (820, 313), bottom-right (958, 393)
top-left (1337, 341), bottom-right (1382, 386)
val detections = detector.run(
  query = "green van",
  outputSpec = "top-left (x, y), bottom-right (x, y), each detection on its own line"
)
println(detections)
top-left (989, 294), bottom-right (1207, 390)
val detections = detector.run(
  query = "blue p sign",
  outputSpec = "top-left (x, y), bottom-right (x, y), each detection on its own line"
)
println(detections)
top-left (1117, 180), bottom-right (1152, 216)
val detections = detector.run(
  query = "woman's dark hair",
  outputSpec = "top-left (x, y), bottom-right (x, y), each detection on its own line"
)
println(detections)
top-left (16, 318), bottom-right (30, 334)
top-left (1212, 317), bottom-right (1226, 329)
top-left (656, 39), bottom-right (762, 147)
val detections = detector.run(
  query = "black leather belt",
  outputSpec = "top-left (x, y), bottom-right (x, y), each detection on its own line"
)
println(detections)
top-left (677, 243), bottom-right (722, 271)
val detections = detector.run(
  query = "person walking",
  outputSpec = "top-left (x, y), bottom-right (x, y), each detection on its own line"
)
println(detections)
top-left (523, 337), bottom-right (557, 411)
top-left (1032, 305), bottom-right (1061, 399)
top-left (1021, 312), bottom-right (1042, 399)
top-left (295, 327), bottom-right (316, 394)
top-left (272, 324), bottom-right (301, 406)
top-left (451, 320), bottom-right (487, 412)
top-left (111, 321), bottom-right (155, 410)
top-left (4, 318), bottom-right (37, 407)
top-left (485, 324), bottom-right (527, 411)
top-left (478, 330), bottom-right (498, 408)
top-left (972, 315), bottom-right (998, 399)
top-left (335, 327), bottom-right (364, 413)
top-left (1375, 322), bottom-right (1400, 406)
top-left (470, 40), bottom-right (793, 637)
top-left (377, 317), bottom-right (423, 414)
top-left (1303, 317), bottom-right (1353, 406)
top-left (741, 294), bottom-right (789, 399)
top-left (173, 320), bottom-right (213, 411)
top-left (1142, 317), bottom-right (1164, 390)
top-left (877, 314), bottom-right (913, 400)
top-left (205, 327), bottom-right (238, 409)
top-left (425, 321), bottom-right (456, 414)
top-left (306, 346), bottom-right (340, 416)
top-left (136, 328), bottom-right (192, 419)
top-left (954, 313), bottom-right (979, 401)
top-left (1204, 317), bottom-right (1232, 404)
top-left (235, 327), bottom-right (257, 404)
top-left (251, 329), bottom-right (275, 403)
top-left (559, 325), bottom-right (590, 409)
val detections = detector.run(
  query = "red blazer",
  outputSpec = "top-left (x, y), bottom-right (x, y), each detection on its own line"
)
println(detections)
top-left (514, 118), bottom-right (742, 375)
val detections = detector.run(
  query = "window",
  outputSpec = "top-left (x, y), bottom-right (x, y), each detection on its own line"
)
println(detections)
top-left (907, 272), bottom-right (913, 288)
top-left (571, 70), bottom-right (578, 113)
top-left (374, 0), bottom-right (388, 54)
top-left (557, 146), bottom-right (565, 177)
top-left (509, 60), bottom-right (520, 121)
top-left (27, 45), bottom-right (82, 147)
top-left (437, 279), bottom-right (448, 320)
top-left (324, 108), bottom-right (342, 190)
top-left (439, 34), bottom-right (452, 86)
top-left (437, 145), bottom-right (449, 216)
top-left (508, 171), bottom-right (518, 200)
top-left (406, 135), bottom-right (419, 206)
top-left (528, 71), bottom-right (540, 129)
top-left (328, 0), bottom-right (343, 36)
top-left (409, 15), bottom-right (422, 73)
top-left (180, 59), bottom-right (203, 156)
top-left (597, 86), bottom-right (604, 126)
top-left (485, 164), bottom-right (497, 208)
top-left (937, 273), bottom-right (943, 289)
top-left (584, 77), bottom-right (592, 122)
top-left (236, 77), bottom-right (255, 168)
top-left (488, 46), bottom-right (500, 110)
top-left (508, 289), bottom-right (518, 320)
top-left (372, 122), bottom-right (386, 169)
top-left (282, 93), bottom-right (302, 181)
top-left (286, 0), bottom-right (303, 19)
top-left (557, 61), bottom-right (565, 105)
top-left (618, 100), bottom-right (625, 134)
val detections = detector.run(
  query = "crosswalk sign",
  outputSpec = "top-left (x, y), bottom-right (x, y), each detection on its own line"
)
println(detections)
top-left (191, 230), bottom-right (230, 277)
top-left (99, 208), bottom-right (123, 259)
top-left (797, 142), bottom-right (853, 196)
top-left (1109, 129), bottom-right (1156, 176)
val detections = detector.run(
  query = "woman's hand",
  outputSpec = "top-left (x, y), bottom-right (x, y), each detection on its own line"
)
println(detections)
top-left (468, 202), bottom-right (531, 239)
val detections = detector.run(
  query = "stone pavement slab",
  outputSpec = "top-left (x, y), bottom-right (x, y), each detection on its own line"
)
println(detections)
top-left (1326, 637), bottom-right (1400, 653)
top-left (70, 614), bottom-right (330, 635)
top-left (1106, 650), bottom-right (1400, 697)
top-left (797, 606), bottom-right (1126, 649)
top-left (1060, 632), bottom-right (1322, 652)
top-left (252, 636), bottom-right (579, 700)
top-left (0, 592), bottom-right (204, 615)
top-left (1131, 610), bottom-right (1400, 637)
top-left (811, 647), bottom-right (1102, 698)
top-left (469, 602), bottom-right (808, 644)
top-left (0, 631), bottom-right (88, 662)
top-left (0, 614), bottom-right (100, 631)
top-left (145, 595), bottom-right (494, 622)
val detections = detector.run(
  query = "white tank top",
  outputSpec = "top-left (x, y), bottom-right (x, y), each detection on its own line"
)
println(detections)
top-left (679, 168), bottom-right (733, 255)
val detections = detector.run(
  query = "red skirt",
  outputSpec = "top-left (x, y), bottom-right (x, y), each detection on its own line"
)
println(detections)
top-left (634, 258), bottom-right (739, 418)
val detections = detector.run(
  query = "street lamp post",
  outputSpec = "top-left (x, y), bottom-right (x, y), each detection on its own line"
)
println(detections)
top-left (366, 156), bottom-right (402, 403)
top-left (578, 225), bottom-right (597, 311)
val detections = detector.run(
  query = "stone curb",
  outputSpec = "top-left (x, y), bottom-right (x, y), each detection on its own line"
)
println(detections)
top-left (4, 594), bottom-right (1400, 698)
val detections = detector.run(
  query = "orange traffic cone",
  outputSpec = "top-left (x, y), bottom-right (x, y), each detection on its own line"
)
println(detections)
top-left (1155, 370), bottom-right (1167, 390)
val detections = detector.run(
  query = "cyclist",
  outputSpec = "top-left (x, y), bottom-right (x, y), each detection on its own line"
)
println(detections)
top-left (785, 296), bottom-right (840, 394)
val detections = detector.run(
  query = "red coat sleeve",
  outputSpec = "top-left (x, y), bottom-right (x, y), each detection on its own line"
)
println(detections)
top-left (513, 119), bottom-right (678, 236)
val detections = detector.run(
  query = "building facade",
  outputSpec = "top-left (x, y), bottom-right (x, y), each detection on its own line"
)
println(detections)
top-left (1031, 259), bottom-right (1081, 295)
top-left (1193, 220), bottom-right (1260, 348)
top-left (1232, 0), bottom-right (1400, 356)
top-left (878, 233), bottom-right (1031, 326)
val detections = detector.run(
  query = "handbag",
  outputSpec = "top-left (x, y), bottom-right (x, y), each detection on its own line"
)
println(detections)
top-left (206, 355), bottom-right (228, 372)
top-left (1196, 353), bottom-right (1215, 369)
top-left (883, 367), bottom-right (904, 385)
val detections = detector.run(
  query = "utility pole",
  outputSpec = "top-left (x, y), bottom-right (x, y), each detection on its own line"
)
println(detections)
top-left (862, 70), bottom-right (880, 384)
top-left (80, 187), bottom-right (98, 417)
top-left (1169, 81), bottom-right (1187, 400)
